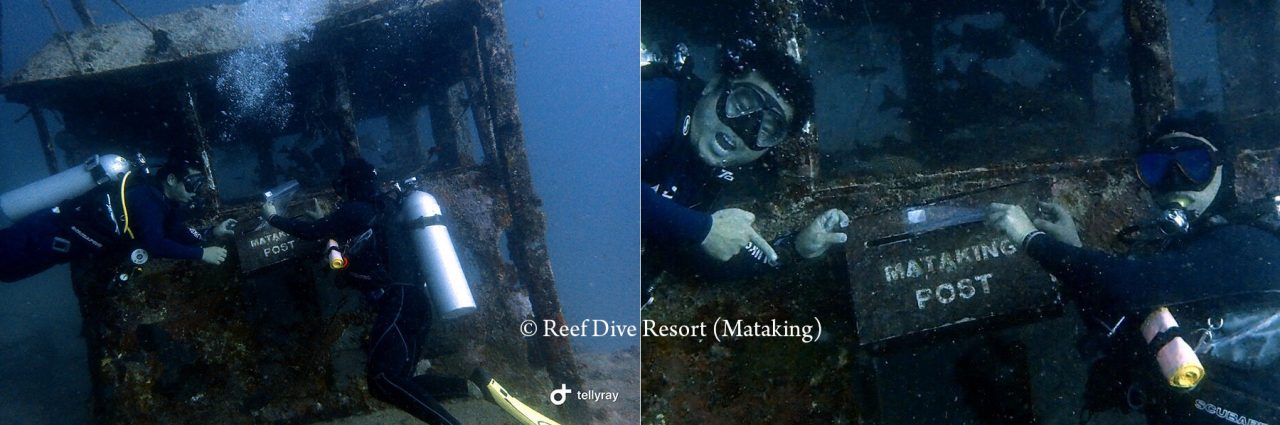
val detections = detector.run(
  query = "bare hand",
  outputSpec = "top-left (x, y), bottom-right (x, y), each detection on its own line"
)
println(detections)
top-left (212, 219), bottom-right (238, 238)
top-left (201, 246), bottom-right (228, 265)
top-left (305, 198), bottom-right (327, 220)
top-left (796, 209), bottom-right (850, 259)
top-left (1033, 201), bottom-right (1083, 247)
top-left (261, 202), bottom-right (278, 220)
top-left (701, 208), bottom-right (777, 263)
top-left (985, 203), bottom-right (1038, 244)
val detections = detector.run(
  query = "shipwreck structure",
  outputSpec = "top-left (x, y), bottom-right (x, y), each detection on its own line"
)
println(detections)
top-left (4, 0), bottom-right (584, 423)
top-left (642, 0), bottom-right (1280, 423)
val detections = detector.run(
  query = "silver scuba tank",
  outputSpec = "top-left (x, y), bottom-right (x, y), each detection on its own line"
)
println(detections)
top-left (0, 154), bottom-right (132, 229)
top-left (400, 190), bottom-right (476, 319)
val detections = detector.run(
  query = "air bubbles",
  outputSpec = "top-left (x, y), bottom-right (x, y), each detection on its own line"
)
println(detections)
top-left (214, 0), bottom-right (324, 131)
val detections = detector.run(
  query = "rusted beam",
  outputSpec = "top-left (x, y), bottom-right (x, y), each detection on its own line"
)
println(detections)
top-left (179, 78), bottom-right (220, 209)
top-left (72, 0), bottom-right (95, 28)
top-left (1123, 0), bottom-right (1176, 134)
top-left (467, 28), bottom-right (500, 166)
top-left (30, 107), bottom-right (59, 174)
top-left (471, 0), bottom-right (585, 422)
top-left (896, 2), bottom-right (940, 145)
top-left (40, 0), bottom-right (84, 75)
top-left (773, 1), bottom-right (818, 193)
top-left (425, 80), bottom-right (477, 169)
top-left (330, 60), bottom-right (362, 160)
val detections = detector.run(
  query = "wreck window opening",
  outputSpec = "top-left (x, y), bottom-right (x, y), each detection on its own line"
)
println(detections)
top-left (465, 103), bottom-right (485, 167)
top-left (1166, 1), bottom-right (1222, 113)
top-left (355, 116), bottom-right (392, 173)
top-left (498, 230), bottom-right (515, 264)
top-left (807, 1), bottom-right (1138, 183)
top-left (208, 134), bottom-right (273, 202)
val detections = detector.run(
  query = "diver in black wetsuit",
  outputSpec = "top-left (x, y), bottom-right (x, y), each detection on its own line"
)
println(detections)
top-left (0, 157), bottom-right (235, 283)
top-left (641, 42), bottom-right (847, 302)
top-left (262, 158), bottom-right (470, 425)
top-left (988, 111), bottom-right (1280, 424)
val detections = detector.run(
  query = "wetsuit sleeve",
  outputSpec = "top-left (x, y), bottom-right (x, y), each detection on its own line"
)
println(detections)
top-left (667, 233), bottom-right (812, 282)
top-left (640, 77), bottom-right (711, 244)
top-left (129, 192), bottom-right (202, 260)
top-left (165, 217), bottom-right (205, 246)
top-left (269, 203), bottom-right (373, 242)
top-left (1024, 225), bottom-right (1280, 312)
top-left (642, 186), bottom-right (712, 245)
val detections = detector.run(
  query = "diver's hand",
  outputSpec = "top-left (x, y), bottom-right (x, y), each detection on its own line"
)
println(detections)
top-left (1033, 201), bottom-right (1083, 248)
top-left (212, 219), bottom-right (238, 238)
top-left (796, 209), bottom-right (850, 259)
top-left (201, 246), bottom-right (228, 265)
top-left (701, 208), bottom-right (777, 263)
top-left (986, 203), bottom-right (1039, 245)
top-left (305, 199), bottom-right (327, 220)
top-left (261, 202), bottom-right (278, 220)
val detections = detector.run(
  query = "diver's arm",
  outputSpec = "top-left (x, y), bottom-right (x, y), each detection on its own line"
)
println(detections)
top-left (642, 186), bottom-right (712, 245)
top-left (130, 194), bottom-right (202, 260)
top-left (269, 202), bottom-right (372, 242)
top-left (1025, 225), bottom-right (1280, 311)
top-left (165, 215), bottom-right (207, 246)
top-left (268, 213), bottom-right (340, 241)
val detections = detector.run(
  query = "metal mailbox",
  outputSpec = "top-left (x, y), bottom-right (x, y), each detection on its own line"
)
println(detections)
top-left (845, 181), bottom-right (1061, 345)
top-left (235, 221), bottom-right (321, 273)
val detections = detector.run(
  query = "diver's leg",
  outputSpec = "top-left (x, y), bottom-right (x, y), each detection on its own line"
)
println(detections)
top-left (0, 211), bottom-right (70, 283)
top-left (367, 285), bottom-right (462, 425)
top-left (411, 375), bottom-right (471, 399)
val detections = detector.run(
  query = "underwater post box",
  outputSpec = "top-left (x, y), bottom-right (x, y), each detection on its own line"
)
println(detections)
top-left (845, 181), bottom-right (1061, 345)
top-left (236, 222), bottom-right (321, 273)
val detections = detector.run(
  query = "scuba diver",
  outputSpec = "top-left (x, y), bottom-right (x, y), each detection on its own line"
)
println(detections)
top-left (986, 111), bottom-right (1280, 423)
top-left (641, 40), bottom-right (849, 303)
top-left (261, 158), bottom-right (472, 425)
top-left (0, 156), bottom-right (235, 283)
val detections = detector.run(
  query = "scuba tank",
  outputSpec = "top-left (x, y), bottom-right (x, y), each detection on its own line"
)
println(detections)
top-left (396, 185), bottom-right (475, 319)
top-left (0, 154), bottom-right (132, 229)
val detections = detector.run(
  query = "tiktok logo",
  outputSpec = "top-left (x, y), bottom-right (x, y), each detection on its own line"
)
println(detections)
top-left (549, 384), bottom-right (572, 406)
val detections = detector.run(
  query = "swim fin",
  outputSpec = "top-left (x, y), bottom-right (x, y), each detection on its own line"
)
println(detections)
top-left (471, 368), bottom-right (563, 425)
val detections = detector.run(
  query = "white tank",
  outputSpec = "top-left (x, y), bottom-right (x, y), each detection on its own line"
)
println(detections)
top-left (400, 190), bottom-right (476, 319)
top-left (0, 154), bottom-right (131, 228)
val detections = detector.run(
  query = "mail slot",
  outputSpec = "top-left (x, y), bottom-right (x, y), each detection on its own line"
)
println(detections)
top-left (845, 181), bottom-right (1061, 345)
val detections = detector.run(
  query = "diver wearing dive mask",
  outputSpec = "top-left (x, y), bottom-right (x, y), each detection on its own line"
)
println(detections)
top-left (715, 81), bottom-right (789, 151)
top-left (1135, 132), bottom-right (1225, 236)
top-left (642, 41), bottom-right (848, 282)
top-left (1136, 132), bottom-right (1221, 193)
top-left (987, 111), bottom-right (1280, 424)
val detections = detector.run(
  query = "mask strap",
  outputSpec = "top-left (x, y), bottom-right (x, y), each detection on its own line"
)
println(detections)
top-left (1155, 132), bottom-right (1217, 152)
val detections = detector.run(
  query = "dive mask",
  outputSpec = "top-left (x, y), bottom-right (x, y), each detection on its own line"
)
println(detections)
top-left (1136, 132), bottom-right (1220, 192)
top-left (182, 173), bottom-right (206, 194)
top-left (716, 82), bottom-right (789, 151)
